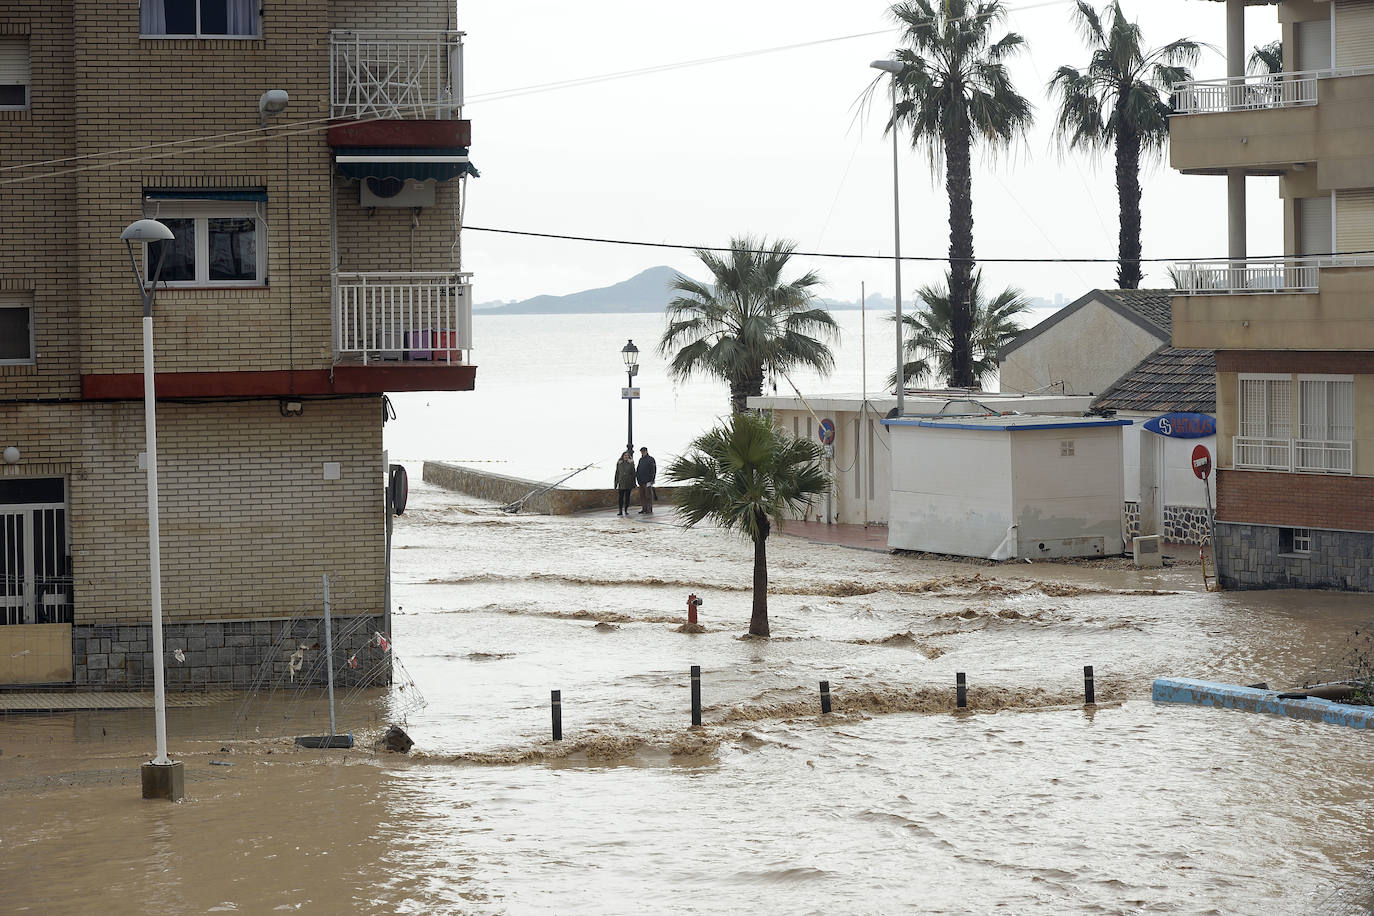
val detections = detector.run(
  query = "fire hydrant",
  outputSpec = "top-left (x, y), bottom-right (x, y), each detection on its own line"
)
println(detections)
top-left (686, 593), bottom-right (703, 625)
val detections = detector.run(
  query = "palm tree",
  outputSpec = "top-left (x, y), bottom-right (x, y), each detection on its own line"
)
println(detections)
top-left (1249, 39), bottom-right (1283, 75)
top-left (1048, 1), bottom-right (1200, 289)
top-left (884, 0), bottom-right (1033, 389)
top-left (887, 269), bottom-right (1029, 389)
top-left (659, 236), bottom-right (838, 415)
top-left (668, 412), bottom-right (830, 637)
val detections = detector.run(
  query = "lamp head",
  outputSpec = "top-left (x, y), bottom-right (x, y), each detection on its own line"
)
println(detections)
top-left (121, 219), bottom-right (174, 243)
top-left (870, 59), bottom-right (904, 75)
top-left (621, 339), bottom-right (640, 370)
top-left (2, 446), bottom-right (18, 465)
top-left (258, 89), bottom-right (290, 118)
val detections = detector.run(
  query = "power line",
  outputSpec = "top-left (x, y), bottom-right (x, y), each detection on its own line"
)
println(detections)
top-left (465, 224), bottom-right (1365, 265)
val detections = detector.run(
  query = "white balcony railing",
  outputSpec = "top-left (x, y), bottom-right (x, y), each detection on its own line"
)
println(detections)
top-left (330, 30), bottom-right (464, 120)
top-left (1173, 66), bottom-right (1374, 115)
top-left (333, 272), bottom-right (473, 365)
top-left (1173, 257), bottom-right (1320, 295)
top-left (1234, 436), bottom-right (1354, 475)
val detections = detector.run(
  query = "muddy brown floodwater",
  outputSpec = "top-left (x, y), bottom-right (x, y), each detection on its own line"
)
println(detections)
top-left (2, 472), bottom-right (1372, 914)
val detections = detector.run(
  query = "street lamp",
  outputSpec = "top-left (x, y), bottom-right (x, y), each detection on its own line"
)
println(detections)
top-left (621, 339), bottom-right (640, 455)
top-left (121, 217), bottom-right (183, 802)
top-left (871, 58), bottom-right (905, 418)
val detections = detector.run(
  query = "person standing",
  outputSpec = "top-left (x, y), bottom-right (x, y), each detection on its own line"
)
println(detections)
top-left (636, 446), bottom-right (657, 515)
top-left (613, 450), bottom-right (636, 516)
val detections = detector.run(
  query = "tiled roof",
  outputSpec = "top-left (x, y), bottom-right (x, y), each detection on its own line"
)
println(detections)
top-left (1092, 346), bottom-right (1216, 414)
top-left (1101, 288), bottom-right (1174, 332)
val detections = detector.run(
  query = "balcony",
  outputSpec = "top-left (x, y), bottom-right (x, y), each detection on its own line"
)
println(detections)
top-left (330, 30), bottom-right (464, 121)
top-left (1234, 436), bottom-right (1353, 475)
top-left (333, 271), bottom-right (473, 366)
top-left (1173, 70), bottom-right (1322, 116)
top-left (1173, 257), bottom-right (1320, 295)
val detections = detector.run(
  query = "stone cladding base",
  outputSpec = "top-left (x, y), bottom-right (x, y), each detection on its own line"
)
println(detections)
top-left (1215, 522), bottom-right (1374, 591)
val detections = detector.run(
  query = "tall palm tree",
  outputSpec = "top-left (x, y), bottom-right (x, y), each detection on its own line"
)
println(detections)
top-left (1048, 1), bottom-right (1200, 289)
top-left (660, 236), bottom-right (838, 414)
top-left (887, 269), bottom-right (1029, 389)
top-left (667, 412), bottom-right (830, 637)
top-left (884, 0), bottom-right (1033, 389)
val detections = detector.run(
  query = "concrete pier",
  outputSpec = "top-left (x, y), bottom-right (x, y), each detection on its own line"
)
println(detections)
top-left (1152, 677), bottom-right (1374, 729)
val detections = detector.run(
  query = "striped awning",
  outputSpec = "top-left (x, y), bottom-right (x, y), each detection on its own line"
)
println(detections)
top-left (333, 147), bottom-right (479, 181)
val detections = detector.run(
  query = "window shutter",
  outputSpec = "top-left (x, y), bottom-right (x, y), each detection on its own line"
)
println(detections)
top-left (1335, 189), bottom-right (1374, 256)
top-left (1296, 18), bottom-right (1332, 71)
top-left (1267, 379), bottom-right (1293, 439)
top-left (0, 37), bottom-right (28, 87)
top-left (1240, 379), bottom-right (1266, 437)
top-left (1300, 379), bottom-right (1328, 440)
top-left (1336, 1), bottom-right (1374, 68)
top-left (1298, 195), bottom-right (1333, 256)
top-left (1331, 380), bottom-right (1354, 441)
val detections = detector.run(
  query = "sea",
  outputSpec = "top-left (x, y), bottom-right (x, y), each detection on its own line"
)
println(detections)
top-left (381, 307), bottom-right (1057, 484)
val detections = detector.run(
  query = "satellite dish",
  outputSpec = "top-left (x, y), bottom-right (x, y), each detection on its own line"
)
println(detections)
top-left (365, 177), bottom-right (405, 199)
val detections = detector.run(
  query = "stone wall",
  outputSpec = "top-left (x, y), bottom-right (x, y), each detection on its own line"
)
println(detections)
top-left (1215, 522), bottom-right (1374, 591)
top-left (423, 461), bottom-right (676, 514)
top-left (73, 615), bottom-right (387, 689)
top-left (1123, 501), bottom-right (1212, 545)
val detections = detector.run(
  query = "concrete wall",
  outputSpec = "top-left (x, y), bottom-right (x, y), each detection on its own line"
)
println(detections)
top-left (1009, 427), bottom-right (1124, 557)
top-left (1173, 266), bottom-right (1374, 352)
top-left (424, 461), bottom-right (677, 515)
top-left (0, 623), bottom-right (72, 685)
top-left (999, 298), bottom-right (1163, 396)
top-left (887, 427), bottom-right (1015, 558)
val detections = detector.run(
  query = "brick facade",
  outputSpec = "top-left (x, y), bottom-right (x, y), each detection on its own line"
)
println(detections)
top-left (1217, 469), bottom-right (1374, 532)
top-left (0, 0), bottom-right (465, 686)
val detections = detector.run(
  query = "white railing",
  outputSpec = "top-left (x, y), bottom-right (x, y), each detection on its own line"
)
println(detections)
top-left (1234, 436), bottom-right (1354, 474)
top-left (1173, 257), bottom-right (1320, 294)
top-left (330, 30), bottom-right (464, 120)
top-left (333, 272), bottom-right (473, 365)
top-left (1173, 65), bottom-right (1374, 115)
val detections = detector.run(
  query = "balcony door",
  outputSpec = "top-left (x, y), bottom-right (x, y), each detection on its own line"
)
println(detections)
top-left (0, 478), bottom-right (70, 626)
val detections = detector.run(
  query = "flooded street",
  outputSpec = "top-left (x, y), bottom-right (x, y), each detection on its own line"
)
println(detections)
top-left (2, 473), bottom-right (1371, 913)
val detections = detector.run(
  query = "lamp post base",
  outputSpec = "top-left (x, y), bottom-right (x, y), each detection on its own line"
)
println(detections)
top-left (141, 760), bottom-right (184, 801)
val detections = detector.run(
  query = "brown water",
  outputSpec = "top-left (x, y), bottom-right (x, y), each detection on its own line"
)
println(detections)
top-left (2, 476), bottom-right (1372, 914)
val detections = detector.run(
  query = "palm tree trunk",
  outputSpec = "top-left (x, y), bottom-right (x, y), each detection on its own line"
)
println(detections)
top-left (749, 514), bottom-right (770, 636)
top-left (1115, 119), bottom-right (1144, 289)
top-left (729, 371), bottom-right (765, 415)
top-left (944, 110), bottom-right (976, 389)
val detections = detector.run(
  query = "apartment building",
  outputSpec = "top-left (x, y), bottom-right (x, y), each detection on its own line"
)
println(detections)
top-left (1172, 0), bottom-right (1374, 589)
top-left (0, 0), bottom-right (475, 684)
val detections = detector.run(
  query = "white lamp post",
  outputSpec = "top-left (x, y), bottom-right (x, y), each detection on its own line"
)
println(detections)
top-left (122, 218), bottom-right (183, 801)
top-left (871, 59), bottom-right (905, 418)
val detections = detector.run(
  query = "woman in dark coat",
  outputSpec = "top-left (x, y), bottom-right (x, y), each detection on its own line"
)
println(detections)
top-left (613, 451), bottom-right (636, 516)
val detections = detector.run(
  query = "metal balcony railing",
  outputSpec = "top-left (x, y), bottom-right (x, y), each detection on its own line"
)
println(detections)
top-left (1173, 65), bottom-right (1374, 115)
top-left (1234, 436), bottom-right (1354, 475)
top-left (1173, 257), bottom-right (1320, 294)
top-left (333, 272), bottom-right (473, 365)
top-left (330, 29), bottom-right (464, 120)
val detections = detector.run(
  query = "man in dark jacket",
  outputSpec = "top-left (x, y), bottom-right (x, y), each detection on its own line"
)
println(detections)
top-left (635, 446), bottom-right (657, 515)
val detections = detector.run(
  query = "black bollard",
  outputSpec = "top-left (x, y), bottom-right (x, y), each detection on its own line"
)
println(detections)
top-left (551, 689), bottom-right (562, 741)
top-left (1083, 665), bottom-right (1096, 705)
top-left (690, 665), bottom-right (702, 726)
top-left (820, 680), bottom-right (832, 714)
top-left (956, 672), bottom-right (967, 709)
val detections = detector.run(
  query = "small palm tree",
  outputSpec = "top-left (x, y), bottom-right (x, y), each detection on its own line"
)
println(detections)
top-left (1048, 1), bottom-right (1201, 289)
top-left (884, 0), bottom-right (1033, 389)
top-left (660, 236), bottom-right (838, 415)
top-left (667, 412), bottom-right (830, 637)
top-left (887, 269), bottom-right (1029, 389)
top-left (1249, 39), bottom-right (1283, 75)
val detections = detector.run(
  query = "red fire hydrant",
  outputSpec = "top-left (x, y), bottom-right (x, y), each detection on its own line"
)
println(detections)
top-left (686, 593), bottom-right (703, 625)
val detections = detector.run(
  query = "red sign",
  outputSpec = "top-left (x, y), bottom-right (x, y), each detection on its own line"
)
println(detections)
top-left (1191, 444), bottom-right (1212, 480)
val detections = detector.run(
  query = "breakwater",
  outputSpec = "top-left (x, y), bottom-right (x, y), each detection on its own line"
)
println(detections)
top-left (422, 461), bottom-right (675, 514)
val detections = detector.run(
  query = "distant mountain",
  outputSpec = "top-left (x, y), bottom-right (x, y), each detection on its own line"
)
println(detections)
top-left (473, 266), bottom-right (1061, 316)
top-left (480, 266), bottom-right (683, 315)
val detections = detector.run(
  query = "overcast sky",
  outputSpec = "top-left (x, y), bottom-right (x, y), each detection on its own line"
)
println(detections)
top-left (456, 0), bottom-right (1282, 305)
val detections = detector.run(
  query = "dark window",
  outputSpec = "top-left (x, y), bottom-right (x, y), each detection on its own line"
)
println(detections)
top-left (150, 218), bottom-right (195, 282)
top-left (0, 306), bottom-right (31, 362)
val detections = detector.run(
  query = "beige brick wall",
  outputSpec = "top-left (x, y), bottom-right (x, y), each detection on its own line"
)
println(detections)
top-left (0, 397), bottom-right (384, 625)
top-left (334, 177), bottom-right (463, 273)
top-left (331, 0), bottom-right (454, 30)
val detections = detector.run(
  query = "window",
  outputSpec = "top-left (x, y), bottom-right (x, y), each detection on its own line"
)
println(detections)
top-left (140, 0), bottom-right (259, 37)
top-left (0, 37), bottom-right (28, 110)
top-left (144, 198), bottom-right (266, 287)
top-left (1237, 375), bottom-right (1294, 470)
top-left (1279, 527), bottom-right (1312, 555)
top-left (0, 301), bottom-right (33, 364)
top-left (1297, 376), bottom-right (1354, 473)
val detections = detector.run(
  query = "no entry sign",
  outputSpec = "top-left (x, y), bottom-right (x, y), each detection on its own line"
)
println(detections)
top-left (818, 418), bottom-right (836, 446)
top-left (1191, 444), bottom-right (1212, 480)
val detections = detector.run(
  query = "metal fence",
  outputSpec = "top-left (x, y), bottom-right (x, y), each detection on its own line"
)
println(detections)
top-left (330, 29), bottom-right (464, 120)
top-left (333, 271), bottom-right (473, 365)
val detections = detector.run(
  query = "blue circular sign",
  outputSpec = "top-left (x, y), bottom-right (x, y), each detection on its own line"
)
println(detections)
top-left (818, 418), bottom-right (836, 446)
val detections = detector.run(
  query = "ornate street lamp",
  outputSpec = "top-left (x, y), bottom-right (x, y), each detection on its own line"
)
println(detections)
top-left (121, 217), bottom-right (183, 801)
top-left (621, 339), bottom-right (640, 455)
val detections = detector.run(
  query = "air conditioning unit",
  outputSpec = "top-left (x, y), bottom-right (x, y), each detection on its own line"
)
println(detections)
top-left (1132, 534), bottom-right (1163, 568)
top-left (360, 177), bottom-right (435, 208)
